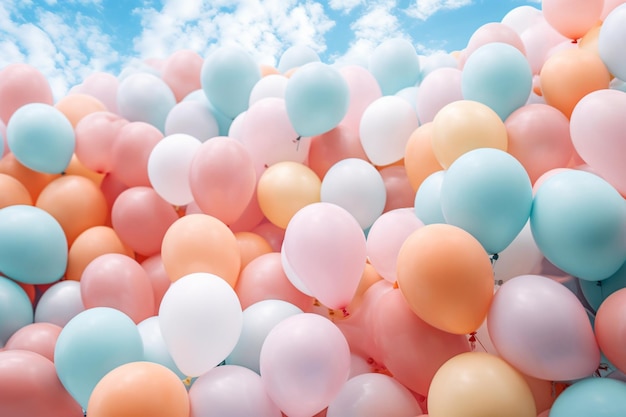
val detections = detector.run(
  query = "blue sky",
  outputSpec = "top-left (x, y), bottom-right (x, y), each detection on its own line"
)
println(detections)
top-left (0, 0), bottom-right (541, 99)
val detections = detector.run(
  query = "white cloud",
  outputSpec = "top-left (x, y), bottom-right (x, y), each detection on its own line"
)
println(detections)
top-left (329, 0), bottom-right (364, 14)
top-left (406, 0), bottom-right (473, 20)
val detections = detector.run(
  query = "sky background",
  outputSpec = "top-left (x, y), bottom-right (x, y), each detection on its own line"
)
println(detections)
top-left (0, 0), bottom-right (541, 99)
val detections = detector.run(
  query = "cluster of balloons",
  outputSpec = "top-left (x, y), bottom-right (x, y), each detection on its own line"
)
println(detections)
top-left (3, 0), bottom-right (626, 416)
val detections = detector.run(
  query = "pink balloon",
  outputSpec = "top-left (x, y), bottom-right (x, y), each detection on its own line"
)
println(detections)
top-left (252, 221), bottom-right (285, 251)
top-left (74, 72), bottom-right (119, 114)
top-left (0, 120), bottom-right (7, 157)
top-left (521, 19), bottom-right (569, 74)
top-left (372, 289), bottom-right (471, 396)
top-left (260, 313), bottom-right (351, 417)
top-left (161, 49), bottom-right (203, 102)
top-left (542, 0), bottom-right (603, 40)
top-left (0, 63), bottom-right (54, 124)
top-left (189, 136), bottom-right (257, 225)
top-left (4, 322), bottom-right (62, 362)
top-left (338, 65), bottom-right (383, 134)
top-left (505, 103), bottom-right (573, 184)
top-left (602, 0), bottom-right (626, 19)
top-left (100, 173), bottom-right (129, 220)
top-left (229, 189), bottom-right (266, 233)
top-left (488, 274), bottom-right (600, 381)
top-left (140, 254), bottom-right (171, 310)
top-left (111, 186), bottom-right (179, 256)
top-left (164, 100), bottom-right (219, 141)
top-left (366, 208), bottom-right (424, 283)
top-left (379, 166), bottom-right (415, 212)
top-left (282, 202), bottom-right (367, 310)
top-left (34, 281), bottom-right (85, 327)
top-left (415, 67), bottom-right (463, 124)
top-left (111, 121), bottom-right (164, 187)
top-left (235, 252), bottom-right (314, 312)
top-left (74, 111), bottom-right (128, 174)
top-left (465, 22), bottom-right (527, 59)
top-left (80, 253), bottom-right (156, 323)
top-left (308, 125), bottom-right (369, 179)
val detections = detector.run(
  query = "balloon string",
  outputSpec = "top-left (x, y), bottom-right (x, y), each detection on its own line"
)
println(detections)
top-left (597, 280), bottom-right (604, 301)
top-left (295, 135), bottom-right (302, 151)
top-left (468, 331), bottom-right (487, 352)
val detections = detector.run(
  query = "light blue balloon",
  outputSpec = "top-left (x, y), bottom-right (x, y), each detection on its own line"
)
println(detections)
top-left (201, 46), bottom-right (261, 119)
top-left (0, 205), bottom-right (67, 284)
top-left (0, 276), bottom-right (33, 346)
top-left (440, 148), bottom-right (532, 255)
top-left (462, 42), bottom-right (532, 120)
top-left (531, 170), bottom-right (626, 281)
top-left (580, 260), bottom-right (626, 311)
top-left (284, 62), bottom-right (349, 137)
top-left (414, 170), bottom-right (446, 225)
top-left (277, 45), bottom-right (320, 74)
top-left (54, 307), bottom-right (144, 409)
top-left (6, 103), bottom-right (75, 174)
top-left (599, 4), bottom-right (626, 83)
top-left (550, 378), bottom-right (626, 417)
top-left (183, 89), bottom-right (233, 136)
top-left (395, 86), bottom-right (419, 112)
top-left (369, 38), bottom-right (421, 95)
top-left (137, 316), bottom-right (185, 379)
top-left (117, 72), bottom-right (176, 133)
top-left (226, 299), bottom-right (302, 374)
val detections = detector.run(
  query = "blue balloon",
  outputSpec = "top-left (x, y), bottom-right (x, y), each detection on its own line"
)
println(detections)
top-left (462, 42), bottom-right (532, 120)
top-left (54, 307), bottom-right (144, 409)
top-left (440, 148), bottom-right (533, 254)
top-left (182, 89), bottom-right (233, 136)
top-left (550, 377), bottom-right (626, 417)
top-left (201, 46), bottom-right (261, 119)
top-left (137, 316), bottom-right (185, 379)
top-left (531, 170), bottom-right (626, 281)
top-left (6, 103), bottom-right (75, 174)
top-left (414, 170), bottom-right (446, 225)
top-left (0, 276), bottom-right (33, 346)
top-left (580, 260), bottom-right (626, 311)
top-left (0, 205), bottom-right (67, 284)
top-left (277, 45), bottom-right (320, 74)
top-left (284, 62), bottom-right (349, 137)
top-left (369, 38), bottom-right (421, 95)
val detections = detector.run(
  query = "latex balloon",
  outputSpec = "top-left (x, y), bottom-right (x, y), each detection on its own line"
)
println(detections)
top-left (117, 72), bottom-right (176, 132)
top-left (465, 22), bottom-right (527, 58)
top-left (161, 49), bottom-right (203, 102)
top-left (73, 71), bottom-right (119, 114)
top-left (34, 280), bottom-right (85, 327)
top-left (600, 6), bottom-right (626, 82)
top-left (595, 288), bottom-right (626, 373)
top-left (338, 65), bottom-right (382, 134)
top-left (414, 170), bottom-right (446, 225)
top-left (0, 63), bottom-right (54, 123)
top-left (74, 111), bottom-right (128, 175)
top-left (308, 125), bottom-right (369, 179)
top-left (110, 121), bottom-right (163, 188)
top-left (579, 260), bottom-right (626, 311)
top-left (404, 122), bottom-right (443, 192)
top-left (368, 38), bottom-right (421, 96)
top-left (492, 221), bottom-right (543, 283)
top-left (0, 276), bottom-right (34, 346)
top-left (164, 100), bottom-right (219, 141)
top-left (278, 45), bottom-right (320, 73)
top-left (137, 316), bottom-right (184, 379)
top-left (249, 74), bottom-right (288, 106)
top-left (542, 0), bottom-right (603, 40)
top-left (55, 93), bottom-right (107, 128)
top-left (416, 67), bottom-right (463, 124)
top-left (4, 322), bottom-right (61, 362)
top-left (549, 378), bottom-right (626, 417)
top-left (0, 173), bottom-right (32, 208)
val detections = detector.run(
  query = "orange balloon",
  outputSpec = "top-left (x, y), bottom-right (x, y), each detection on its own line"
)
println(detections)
top-left (0, 153), bottom-right (59, 201)
top-left (66, 226), bottom-right (133, 281)
top-left (578, 22), bottom-right (602, 56)
top-left (235, 231), bottom-right (273, 272)
top-left (87, 361), bottom-right (189, 417)
top-left (161, 214), bottom-right (241, 286)
top-left (397, 223), bottom-right (494, 334)
top-left (257, 161), bottom-right (321, 229)
top-left (428, 352), bottom-right (536, 417)
top-left (404, 122), bottom-right (443, 192)
top-left (260, 64), bottom-right (281, 77)
top-left (64, 154), bottom-right (105, 186)
top-left (0, 173), bottom-right (32, 208)
top-left (540, 48), bottom-right (611, 118)
top-left (54, 93), bottom-right (107, 127)
top-left (345, 262), bottom-right (382, 314)
top-left (36, 175), bottom-right (108, 246)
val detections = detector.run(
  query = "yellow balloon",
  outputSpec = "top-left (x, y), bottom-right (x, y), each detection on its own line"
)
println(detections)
top-left (428, 352), bottom-right (536, 417)
top-left (257, 161), bottom-right (321, 229)
top-left (432, 100), bottom-right (508, 168)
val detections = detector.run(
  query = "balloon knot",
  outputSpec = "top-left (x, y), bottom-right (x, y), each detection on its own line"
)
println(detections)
top-left (596, 280), bottom-right (602, 287)
top-left (182, 376), bottom-right (193, 386)
top-left (468, 332), bottom-right (477, 343)
top-left (393, 281), bottom-right (399, 289)
top-left (313, 299), bottom-right (321, 307)
top-left (341, 307), bottom-right (350, 318)
top-left (294, 135), bottom-right (302, 151)
top-left (571, 39), bottom-right (578, 44)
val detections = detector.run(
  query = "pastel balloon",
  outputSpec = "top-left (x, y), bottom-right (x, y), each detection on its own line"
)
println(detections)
top-left (111, 121), bottom-right (163, 187)
top-left (428, 352), bottom-right (536, 417)
top-left (184, 90), bottom-right (234, 136)
top-left (249, 74), bottom-right (288, 106)
top-left (404, 122), bottom-right (443, 191)
top-left (34, 280), bottom-right (85, 327)
top-left (379, 165), bottom-right (414, 212)
top-left (161, 49), bottom-right (203, 102)
top-left (492, 221), bottom-right (543, 283)
top-left (414, 170), bottom-right (446, 225)
top-left (54, 307), bottom-right (144, 409)
top-left (74, 111), bottom-right (128, 174)
top-left (531, 169), bottom-right (626, 281)
top-left (4, 322), bottom-right (61, 362)
top-left (140, 255), bottom-right (171, 313)
top-left (416, 67), bottom-right (463, 124)
top-left (117, 72), bottom-right (176, 132)
top-left (397, 223), bottom-right (494, 334)
top-left (338, 65), bottom-right (382, 133)
top-left (285, 62), bottom-right (349, 137)
top-left (465, 22), bottom-right (527, 58)
top-left (501, 6), bottom-right (543, 35)
top-left (234, 231), bottom-right (273, 273)
top-left (260, 313), bottom-right (350, 417)
top-left (0, 172), bottom-right (32, 208)
top-left (579, 260), bottom-right (626, 311)
top-left (549, 378), bottom-right (626, 417)
top-left (308, 125), bottom-right (368, 179)
top-left (542, 0), bottom-right (603, 40)
top-left (137, 316), bottom-right (184, 379)
top-left (368, 38), bottom-right (421, 95)
top-left (277, 45), bottom-right (320, 73)
top-left (55, 93), bottom-right (107, 128)
top-left (158, 272), bottom-right (243, 377)
top-left (440, 148), bottom-right (533, 254)
top-left (73, 71), bottom-right (119, 113)
top-left (0, 63), bottom-right (53, 124)
top-left (0, 205), bottom-right (67, 284)
top-left (7, 103), bottom-right (75, 174)
top-left (0, 276), bottom-right (34, 346)
top-left (595, 288), bottom-right (626, 373)
top-left (164, 100), bottom-right (219, 141)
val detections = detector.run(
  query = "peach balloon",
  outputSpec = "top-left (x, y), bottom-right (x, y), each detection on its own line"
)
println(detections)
top-left (0, 173), bottom-right (32, 208)
top-left (542, 0), bottom-right (603, 40)
top-left (111, 121), bottom-right (164, 187)
top-left (54, 94), bottom-right (107, 127)
top-left (261, 64), bottom-right (281, 77)
top-left (0, 63), bottom-right (54, 124)
top-left (252, 221), bottom-right (286, 252)
top-left (36, 175), bottom-right (108, 246)
top-left (404, 123), bottom-right (442, 192)
top-left (64, 154), bottom-right (105, 186)
top-left (308, 125), bottom-right (369, 179)
top-left (0, 153), bottom-right (59, 201)
top-left (141, 255), bottom-right (171, 311)
top-left (595, 288), bottom-right (626, 374)
top-left (235, 231), bottom-right (273, 272)
top-left (578, 23), bottom-right (602, 56)
top-left (161, 214), bottom-right (241, 286)
top-left (4, 322), bottom-right (62, 362)
top-left (161, 49), bottom-right (203, 102)
top-left (74, 111), bottom-right (128, 174)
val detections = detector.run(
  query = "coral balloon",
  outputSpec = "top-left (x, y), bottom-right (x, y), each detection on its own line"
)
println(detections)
top-left (235, 231), bottom-right (273, 272)
top-left (308, 125), bottom-right (368, 179)
top-left (542, 0), bottom-right (603, 40)
top-left (0, 153), bottom-right (59, 201)
top-left (55, 94), bottom-right (107, 128)
top-left (0, 173), bottom-right (32, 208)
top-left (4, 322), bottom-right (62, 362)
top-left (161, 49), bottom-right (203, 102)
top-left (595, 288), bottom-right (626, 374)
top-left (74, 111), bottom-right (128, 174)
top-left (0, 63), bottom-right (53, 124)
top-left (111, 121), bottom-right (163, 187)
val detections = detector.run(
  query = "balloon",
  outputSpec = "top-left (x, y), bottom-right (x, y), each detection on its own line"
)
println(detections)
top-left (201, 45), bottom-right (261, 119)
top-left (521, 18), bottom-right (570, 75)
top-left (277, 45), bottom-right (320, 73)
top-left (0, 350), bottom-right (83, 417)
top-left (539, 48), bottom-right (610, 118)
top-left (404, 122), bottom-right (442, 191)
top-left (257, 161), bottom-right (321, 229)
top-left (465, 22), bottom-right (527, 58)
top-left (338, 65), bottom-right (382, 133)
top-left (0, 172), bottom-right (32, 208)
top-left (249, 74), bottom-right (288, 105)
top-left (226, 299), bottom-right (303, 373)
top-left (0, 63), bottom-right (53, 124)
top-left (501, 6), bottom-right (543, 35)
top-left (6, 103), bottom-right (75, 174)
top-left (189, 364), bottom-right (281, 417)
top-left (160, 214), bottom-right (241, 285)
top-left (0, 153), bottom-right (59, 201)
top-left (570, 89), bottom-right (626, 195)
top-left (379, 165), bottom-right (414, 212)
top-left (531, 169), bottom-right (626, 281)
top-left (549, 377), bottom-right (626, 417)
top-left (0, 276), bottom-right (33, 346)
top-left (284, 62), bottom-right (349, 137)
top-left (282, 202), bottom-right (367, 310)
top-left (117, 72), bottom-right (176, 132)
top-left (415, 67), bottom-right (463, 124)
top-left (147, 133), bottom-right (201, 206)
top-left (140, 255), bottom-right (171, 310)
top-left (488, 274), bottom-right (600, 380)
top-left (492, 221), bottom-right (544, 283)
top-left (73, 111), bottom-right (128, 175)
top-left (372, 289), bottom-right (471, 396)
top-left (252, 221), bottom-right (286, 252)
top-left (0, 205), bottom-right (67, 284)
top-left (260, 313), bottom-right (350, 417)
top-left (161, 49), bottom-right (203, 102)
top-left (359, 96), bottom-right (419, 166)
top-left (111, 121), bottom-right (164, 187)
top-left (158, 272), bottom-right (243, 377)
top-left (397, 223), bottom-right (494, 334)
top-left (72, 71), bottom-right (119, 114)
top-left (4, 322), bottom-right (61, 362)
top-left (184, 90), bottom-right (234, 136)
top-left (54, 307), bottom-right (144, 409)
top-left (189, 136), bottom-right (256, 225)
top-left (462, 42), bottom-right (532, 120)
top-left (235, 231), bottom-right (273, 272)
top-left (321, 158), bottom-right (386, 229)
top-left (431, 100), bottom-right (508, 168)
top-left (308, 125), bottom-right (369, 179)
top-left (327, 373), bottom-right (422, 417)
top-left (55, 94), bottom-right (107, 128)
top-left (542, 0), bottom-right (603, 40)
top-left (368, 38), bottom-right (421, 96)
top-left (366, 208), bottom-right (424, 283)
top-left (428, 352), bottom-right (536, 417)
top-left (34, 280), bottom-right (85, 327)
top-left (595, 288), bottom-right (626, 373)
top-left (579, 260), bottom-right (626, 311)
top-left (228, 189), bottom-right (266, 233)
top-left (440, 148), bottom-right (533, 254)
top-left (87, 361), bottom-right (190, 417)
top-left (164, 100), bottom-right (219, 141)
top-left (413, 170), bottom-right (446, 225)
top-left (137, 316), bottom-right (184, 379)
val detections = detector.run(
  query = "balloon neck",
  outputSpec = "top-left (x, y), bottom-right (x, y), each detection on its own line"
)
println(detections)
top-left (313, 299), bottom-right (321, 307)
top-left (327, 307), bottom-right (350, 319)
top-left (294, 135), bottom-right (302, 151)
top-left (489, 253), bottom-right (499, 266)
top-left (571, 39), bottom-right (578, 44)
top-left (392, 281), bottom-right (399, 289)
top-left (182, 376), bottom-right (193, 386)
top-left (468, 331), bottom-right (486, 352)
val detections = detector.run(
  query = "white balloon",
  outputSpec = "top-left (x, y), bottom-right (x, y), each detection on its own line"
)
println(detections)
top-left (599, 4), bottom-right (626, 82)
top-left (493, 220), bottom-right (543, 284)
top-left (147, 133), bottom-right (201, 206)
top-left (164, 100), bottom-right (219, 142)
top-left (280, 244), bottom-right (313, 296)
top-left (34, 280), bottom-right (85, 327)
top-left (137, 316), bottom-right (185, 379)
top-left (117, 72), bottom-right (176, 132)
top-left (249, 74), bottom-right (288, 106)
top-left (228, 111), bottom-right (246, 141)
top-left (501, 5), bottom-right (543, 35)
top-left (158, 272), bottom-right (243, 377)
